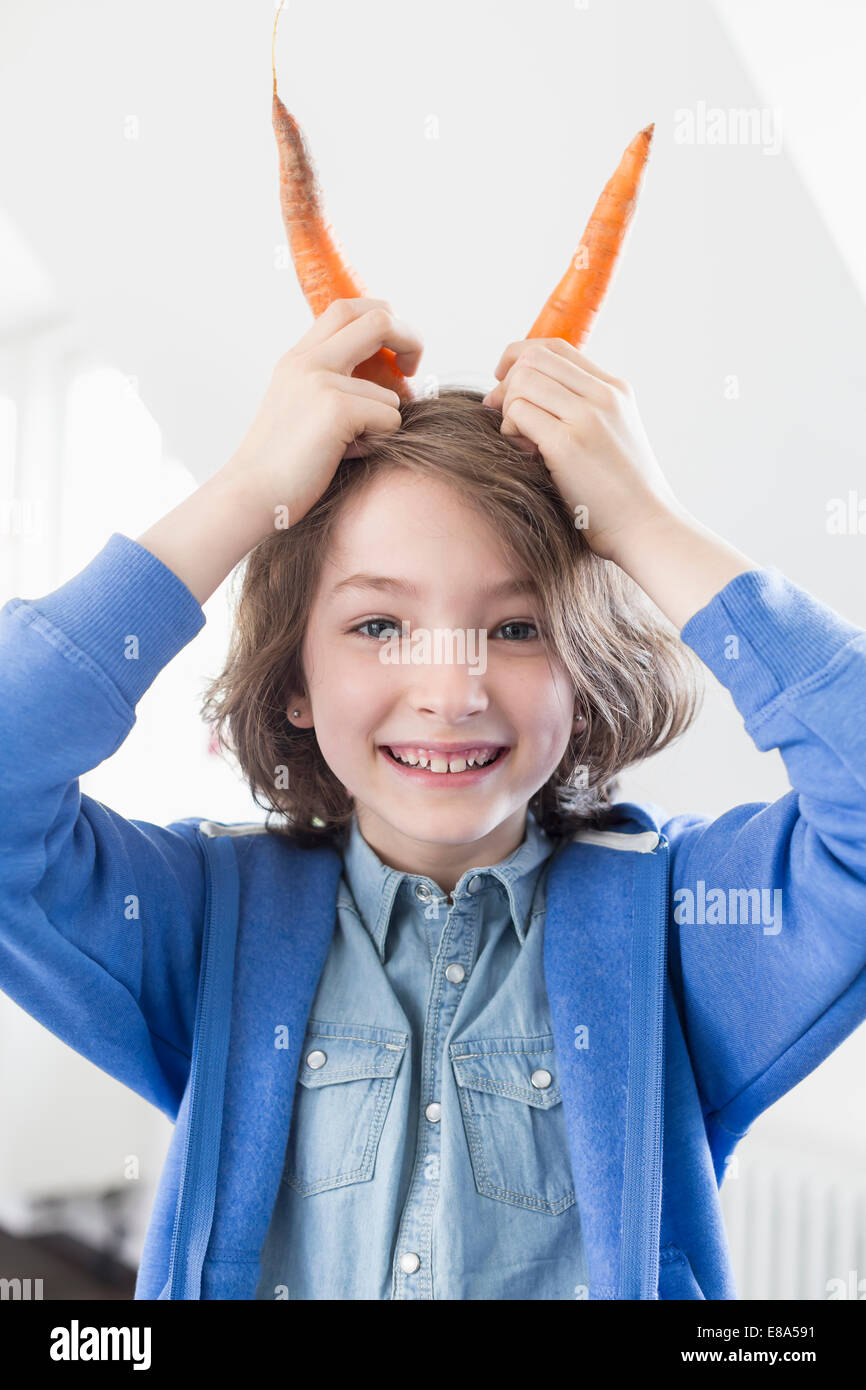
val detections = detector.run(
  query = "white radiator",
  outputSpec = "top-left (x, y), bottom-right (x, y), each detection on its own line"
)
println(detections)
top-left (719, 1135), bottom-right (866, 1300)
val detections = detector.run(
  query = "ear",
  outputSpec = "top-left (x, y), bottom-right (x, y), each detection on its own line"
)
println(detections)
top-left (286, 698), bottom-right (314, 729)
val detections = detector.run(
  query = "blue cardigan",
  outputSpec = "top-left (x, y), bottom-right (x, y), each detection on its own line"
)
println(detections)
top-left (1, 532), bottom-right (864, 1300)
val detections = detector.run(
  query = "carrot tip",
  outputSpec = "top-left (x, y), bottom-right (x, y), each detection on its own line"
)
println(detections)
top-left (272, 0), bottom-right (286, 99)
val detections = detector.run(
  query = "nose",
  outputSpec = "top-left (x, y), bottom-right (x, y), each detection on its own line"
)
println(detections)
top-left (404, 657), bottom-right (491, 727)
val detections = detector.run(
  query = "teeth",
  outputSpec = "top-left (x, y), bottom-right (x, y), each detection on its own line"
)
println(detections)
top-left (389, 747), bottom-right (499, 773)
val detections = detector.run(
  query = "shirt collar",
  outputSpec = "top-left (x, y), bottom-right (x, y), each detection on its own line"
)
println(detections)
top-left (339, 808), bottom-right (555, 961)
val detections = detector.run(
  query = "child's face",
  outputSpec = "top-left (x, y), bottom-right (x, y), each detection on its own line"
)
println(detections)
top-left (298, 471), bottom-right (576, 876)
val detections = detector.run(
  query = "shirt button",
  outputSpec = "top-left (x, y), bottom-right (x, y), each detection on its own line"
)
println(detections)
top-left (306, 1049), bottom-right (327, 1069)
top-left (425, 1101), bottom-right (441, 1123)
top-left (467, 875), bottom-right (483, 893)
top-left (414, 883), bottom-right (432, 902)
top-left (530, 1068), bottom-right (552, 1089)
top-left (399, 1252), bottom-right (421, 1274)
top-left (445, 962), bottom-right (465, 984)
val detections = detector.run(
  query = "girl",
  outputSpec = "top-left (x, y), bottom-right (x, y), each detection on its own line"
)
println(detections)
top-left (1, 298), bottom-right (864, 1300)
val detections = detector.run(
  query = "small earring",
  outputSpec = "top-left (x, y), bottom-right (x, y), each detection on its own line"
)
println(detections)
top-left (292, 709), bottom-right (301, 718)
top-left (573, 711), bottom-right (586, 731)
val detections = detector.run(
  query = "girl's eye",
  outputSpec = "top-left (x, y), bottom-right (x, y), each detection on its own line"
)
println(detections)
top-left (350, 618), bottom-right (541, 642)
top-left (495, 621), bottom-right (540, 642)
top-left (351, 618), bottom-right (402, 641)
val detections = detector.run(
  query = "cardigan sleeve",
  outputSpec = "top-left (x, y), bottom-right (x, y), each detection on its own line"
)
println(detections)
top-left (0, 533), bottom-right (208, 1117)
top-left (663, 566), bottom-right (866, 1142)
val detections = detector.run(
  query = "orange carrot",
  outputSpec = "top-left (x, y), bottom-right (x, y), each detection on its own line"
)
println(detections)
top-left (271, 1), bottom-right (412, 401)
top-left (527, 123), bottom-right (654, 347)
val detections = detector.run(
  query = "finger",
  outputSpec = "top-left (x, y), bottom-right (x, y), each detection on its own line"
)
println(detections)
top-left (499, 364), bottom-right (592, 427)
top-left (500, 395), bottom-right (563, 456)
top-left (490, 342), bottom-right (619, 408)
top-left (342, 438), bottom-right (371, 459)
top-left (318, 305), bottom-right (424, 380)
top-left (493, 338), bottom-right (622, 388)
top-left (340, 391), bottom-right (403, 458)
top-left (390, 344), bottom-right (424, 379)
top-left (294, 296), bottom-right (394, 352)
top-left (332, 370), bottom-right (406, 458)
top-left (330, 370), bottom-right (402, 408)
top-left (487, 350), bottom-right (611, 414)
top-left (498, 424), bottom-right (538, 454)
top-left (295, 298), bottom-right (424, 380)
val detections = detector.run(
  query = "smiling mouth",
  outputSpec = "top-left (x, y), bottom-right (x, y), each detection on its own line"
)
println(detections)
top-left (381, 745), bottom-right (509, 775)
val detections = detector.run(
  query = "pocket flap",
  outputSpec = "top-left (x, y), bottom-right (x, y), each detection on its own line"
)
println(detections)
top-left (658, 1244), bottom-right (706, 1300)
top-left (297, 1019), bottom-right (408, 1090)
top-left (449, 1034), bottom-right (562, 1109)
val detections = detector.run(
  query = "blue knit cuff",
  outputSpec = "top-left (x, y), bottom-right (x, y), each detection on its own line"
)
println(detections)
top-left (21, 532), bottom-right (206, 708)
top-left (679, 566), bottom-right (864, 717)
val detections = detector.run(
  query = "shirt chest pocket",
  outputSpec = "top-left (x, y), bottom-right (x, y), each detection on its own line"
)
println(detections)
top-left (282, 1020), bottom-right (408, 1197)
top-left (449, 1033), bottom-right (575, 1216)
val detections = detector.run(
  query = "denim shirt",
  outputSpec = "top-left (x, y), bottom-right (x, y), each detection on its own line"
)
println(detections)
top-left (255, 807), bottom-right (588, 1300)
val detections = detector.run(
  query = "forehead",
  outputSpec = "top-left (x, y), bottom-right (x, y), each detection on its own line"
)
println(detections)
top-left (321, 472), bottom-right (537, 602)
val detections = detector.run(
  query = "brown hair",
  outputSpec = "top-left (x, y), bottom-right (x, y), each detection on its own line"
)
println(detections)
top-left (200, 388), bottom-right (704, 849)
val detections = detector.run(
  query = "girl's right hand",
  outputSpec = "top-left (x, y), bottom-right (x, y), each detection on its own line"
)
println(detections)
top-left (225, 297), bottom-right (423, 526)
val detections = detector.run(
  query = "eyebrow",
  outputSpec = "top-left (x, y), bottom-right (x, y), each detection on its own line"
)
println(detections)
top-left (328, 573), bottom-right (540, 602)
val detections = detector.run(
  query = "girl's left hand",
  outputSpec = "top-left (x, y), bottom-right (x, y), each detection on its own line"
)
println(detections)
top-left (481, 339), bottom-right (685, 564)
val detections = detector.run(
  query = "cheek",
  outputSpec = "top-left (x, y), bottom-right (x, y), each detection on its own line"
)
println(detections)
top-left (311, 639), bottom-right (381, 707)
top-left (514, 669), bottom-right (573, 732)
top-left (335, 668), bottom-right (394, 725)
top-left (523, 687), bottom-right (576, 767)
top-left (311, 659), bottom-right (393, 760)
